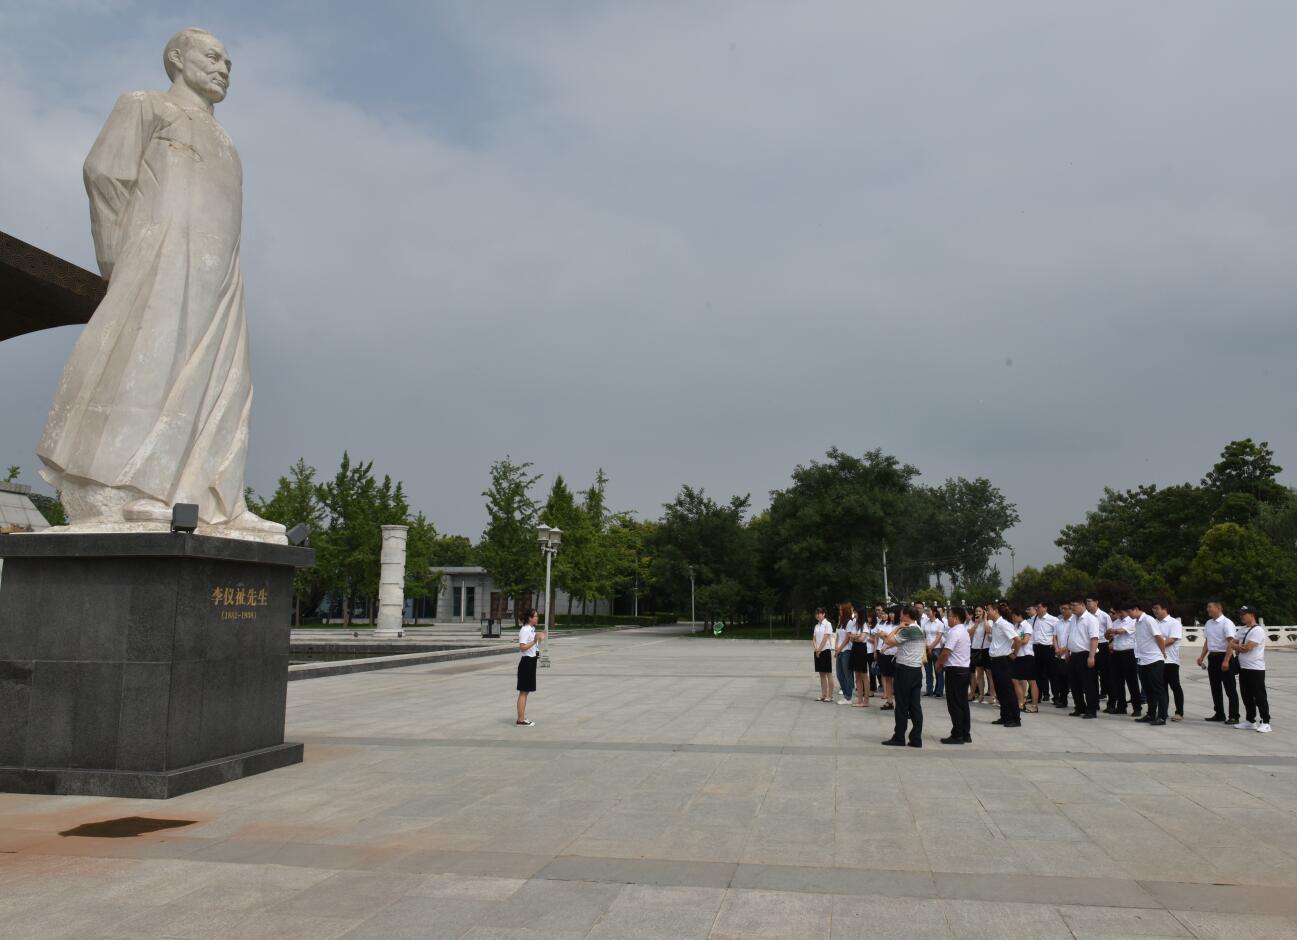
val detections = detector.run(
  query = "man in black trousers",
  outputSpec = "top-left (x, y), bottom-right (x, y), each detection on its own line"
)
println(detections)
top-left (938, 606), bottom-right (973, 744)
top-left (1065, 599), bottom-right (1101, 718)
top-left (1029, 602), bottom-right (1058, 705)
top-left (1196, 601), bottom-right (1239, 724)
top-left (1131, 600), bottom-right (1167, 725)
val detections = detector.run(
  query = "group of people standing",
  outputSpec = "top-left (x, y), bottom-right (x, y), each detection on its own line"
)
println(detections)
top-left (812, 597), bottom-right (1273, 748)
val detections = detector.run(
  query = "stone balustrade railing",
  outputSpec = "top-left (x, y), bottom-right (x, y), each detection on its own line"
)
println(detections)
top-left (1180, 624), bottom-right (1297, 647)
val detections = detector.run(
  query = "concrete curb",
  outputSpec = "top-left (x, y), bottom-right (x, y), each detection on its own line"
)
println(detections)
top-left (287, 643), bottom-right (515, 681)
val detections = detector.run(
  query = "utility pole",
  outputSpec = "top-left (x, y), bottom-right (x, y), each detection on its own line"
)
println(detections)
top-left (882, 545), bottom-right (889, 603)
top-left (1010, 547), bottom-right (1016, 583)
top-left (688, 564), bottom-right (696, 632)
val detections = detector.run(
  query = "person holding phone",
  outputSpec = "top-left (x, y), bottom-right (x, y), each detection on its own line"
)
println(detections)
top-left (516, 608), bottom-right (545, 726)
top-left (881, 605), bottom-right (926, 747)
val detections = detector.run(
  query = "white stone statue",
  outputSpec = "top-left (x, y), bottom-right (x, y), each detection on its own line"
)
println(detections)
top-left (37, 28), bottom-right (285, 543)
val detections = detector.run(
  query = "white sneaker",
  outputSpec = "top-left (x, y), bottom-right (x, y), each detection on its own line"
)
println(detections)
top-left (1234, 720), bottom-right (1254, 730)
top-left (838, 698), bottom-right (852, 705)
top-left (1255, 722), bottom-right (1272, 733)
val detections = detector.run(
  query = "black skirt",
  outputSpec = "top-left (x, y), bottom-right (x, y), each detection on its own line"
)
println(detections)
top-left (517, 655), bottom-right (538, 692)
top-left (879, 654), bottom-right (896, 677)
top-left (1013, 657), bottom-right (1036, 680)
top-left (973, 648), bottom-right (991, 669)
top-left (850, 646), bottom-right (871, 672)
top-left (814, 650), bottom-right (832, 673)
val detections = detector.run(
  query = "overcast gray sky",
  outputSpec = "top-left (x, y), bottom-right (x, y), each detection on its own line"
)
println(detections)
top-left (2, 1), bottom-right (1295, 576)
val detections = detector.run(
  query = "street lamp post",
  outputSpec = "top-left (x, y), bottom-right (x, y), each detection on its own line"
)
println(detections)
top-left (536, 523), bottom-right (562, 668)
top-left (688, 564), bottom-right (696, 633)
top-left (1009, 547), bottom-right (1016, 583)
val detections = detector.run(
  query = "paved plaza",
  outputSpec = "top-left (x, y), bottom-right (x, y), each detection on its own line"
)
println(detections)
top-left (2, 626), bottom-right (1297, 938)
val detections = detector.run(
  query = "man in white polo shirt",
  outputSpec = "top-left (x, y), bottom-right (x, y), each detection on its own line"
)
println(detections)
top-left (1066, 599), bottom-right (1101, 718)
top-left (1029, 602), bottom-right (1059, 706)
top-left (1106, 603), bottom-right (1141, 716)
top-left (1131, 600), bottom-right (1167, 726)
top-left (1229, 606), bottom-right (1271, 733)
top-left (1152, 602), bottom-right (1185, 720)
top-left (1087, 596), bottom-right (1114, 712)
top-left (1196, 601), bottom-right (1239, 724)
top-left (937, 606), bottom-right (973, 745)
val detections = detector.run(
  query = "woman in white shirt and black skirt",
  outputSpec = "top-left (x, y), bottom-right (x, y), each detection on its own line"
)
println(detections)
top-left (516, 608), bottom-right (545, 727)
top-left (812, 608), bottom-right (834, 701)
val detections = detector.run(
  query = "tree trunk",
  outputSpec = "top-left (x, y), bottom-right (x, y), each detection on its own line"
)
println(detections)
top-left (342, 592), bottom-right (351, 627)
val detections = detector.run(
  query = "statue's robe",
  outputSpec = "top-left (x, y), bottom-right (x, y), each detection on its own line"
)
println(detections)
top-left (39, 90), bottom-right (252, 525)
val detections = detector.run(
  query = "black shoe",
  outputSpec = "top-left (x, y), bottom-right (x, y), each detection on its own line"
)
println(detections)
top-left (1227, 717), bottom-right (1240, 725)
top-left (1132, 709), bottom-right (1143, 718)
top-left (907, 740), bottom-right (922, 748)
top-left (1134, 715), bottom-right (1152, 723)
top-left (940, 736), bottom-right (964, 745)
top-left (962, 735), bottom-right (973, 744)
top-left (1082, 713), bottom-right (1096, 719)
top-left (1204, 714), bottom-right (1226, 722)
top-left (1001, 721), bottom-right (1021, 728)
top-left (1053, 702), bottom-right (1069, 709)
top-left (992, 718), bottom-right (1005, 725)
top-left (881, 738), bottom-right (905, 746)
top-left (1149, 718), bottom-right (1166, 726)
top-left (1069, 711), bottom-right (1084, 717)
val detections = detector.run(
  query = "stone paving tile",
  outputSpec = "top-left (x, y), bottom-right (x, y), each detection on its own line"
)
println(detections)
top-left (710, 887), bottom-right (832, 940)
top-left (2, 630), bottom-right (1296, 938)
top-left (584, 905), bottom-right (717, 939)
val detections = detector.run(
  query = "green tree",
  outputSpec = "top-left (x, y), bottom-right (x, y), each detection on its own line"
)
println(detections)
top-left (4, 465), bottom-right (19, 483)
top-left (541, 475), bottom-right (581, 613)
top-left (1057, 483), bottom-right (1215, 588)
top-left (1180, 523), bottom-right (1297, 622)
top-left (765, 448), bottom-right (918, 611)
top-left (315, 452), bottom-right (378, 626)
top-left (429, 534), bottom-right (477, 566)
top-left (1006, 564), bottom-right (1094, 609)
top-left (650, 484), bottom-right (756, 622)
top-left (248, 458), bottom-right (326, 624)
top-left (927, 477), bottom-right (1021, 594)
top-left (478, 456), bottom-right (541, 621)
top-left (1203, 439), bottom-right (1285, 504)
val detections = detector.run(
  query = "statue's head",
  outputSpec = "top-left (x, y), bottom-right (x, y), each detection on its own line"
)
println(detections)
top-left (163, 28), bottom-right (230, 104)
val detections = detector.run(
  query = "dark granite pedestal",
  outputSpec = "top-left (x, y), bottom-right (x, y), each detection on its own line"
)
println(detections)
top-left (0, 532), bottom-right (313, 799)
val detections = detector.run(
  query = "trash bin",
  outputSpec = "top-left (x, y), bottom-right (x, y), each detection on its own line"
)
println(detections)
top-left (481, 618), bottom-right (501, 638)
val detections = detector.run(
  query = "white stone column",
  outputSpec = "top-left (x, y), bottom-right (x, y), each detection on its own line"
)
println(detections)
top-left (375, 525), bottom-right (408, 638)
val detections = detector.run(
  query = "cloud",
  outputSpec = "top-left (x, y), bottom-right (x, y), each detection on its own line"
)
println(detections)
top-left (2, 1), bottom-right (1295, 571)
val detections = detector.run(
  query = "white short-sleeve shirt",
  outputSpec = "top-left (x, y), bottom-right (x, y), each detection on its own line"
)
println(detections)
top-left (813, 621), bottom-right (833, 652)
top-left (1133, 614), bottom-right (1164, 666)
top-left (1109, 616), bottom-right (1136, 652)
top-left (989, 618), bottom-right (1016, 657)
top-left (1092, 608), bottom-right (1112, 644)
top-left (1016, 620), bottom-right (1034, 656)
top-left (1204, 616), bottom-right (1236, 654)
top-left (1237, 624), bottom-right (1266, 670)
top-left (1031, 613), bottom-right (1057, 645)
top-left (519, 624), bottom-right (538, 658)
top-left (943, 623), bottom-right (971, 668)
top-left (837, 620), bottom-right (854, 652)
top-left (1159, 616), bottom-right (1183, 666)
top-left (1070, 611), bottom-right (1101, 653)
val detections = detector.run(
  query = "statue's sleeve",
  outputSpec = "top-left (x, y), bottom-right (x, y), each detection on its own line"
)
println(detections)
top-left (82, 92), bottom-right (157, 279)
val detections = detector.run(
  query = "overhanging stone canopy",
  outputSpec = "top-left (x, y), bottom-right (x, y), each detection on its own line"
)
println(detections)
top-left (0, 231), bottom-right (104, 342)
